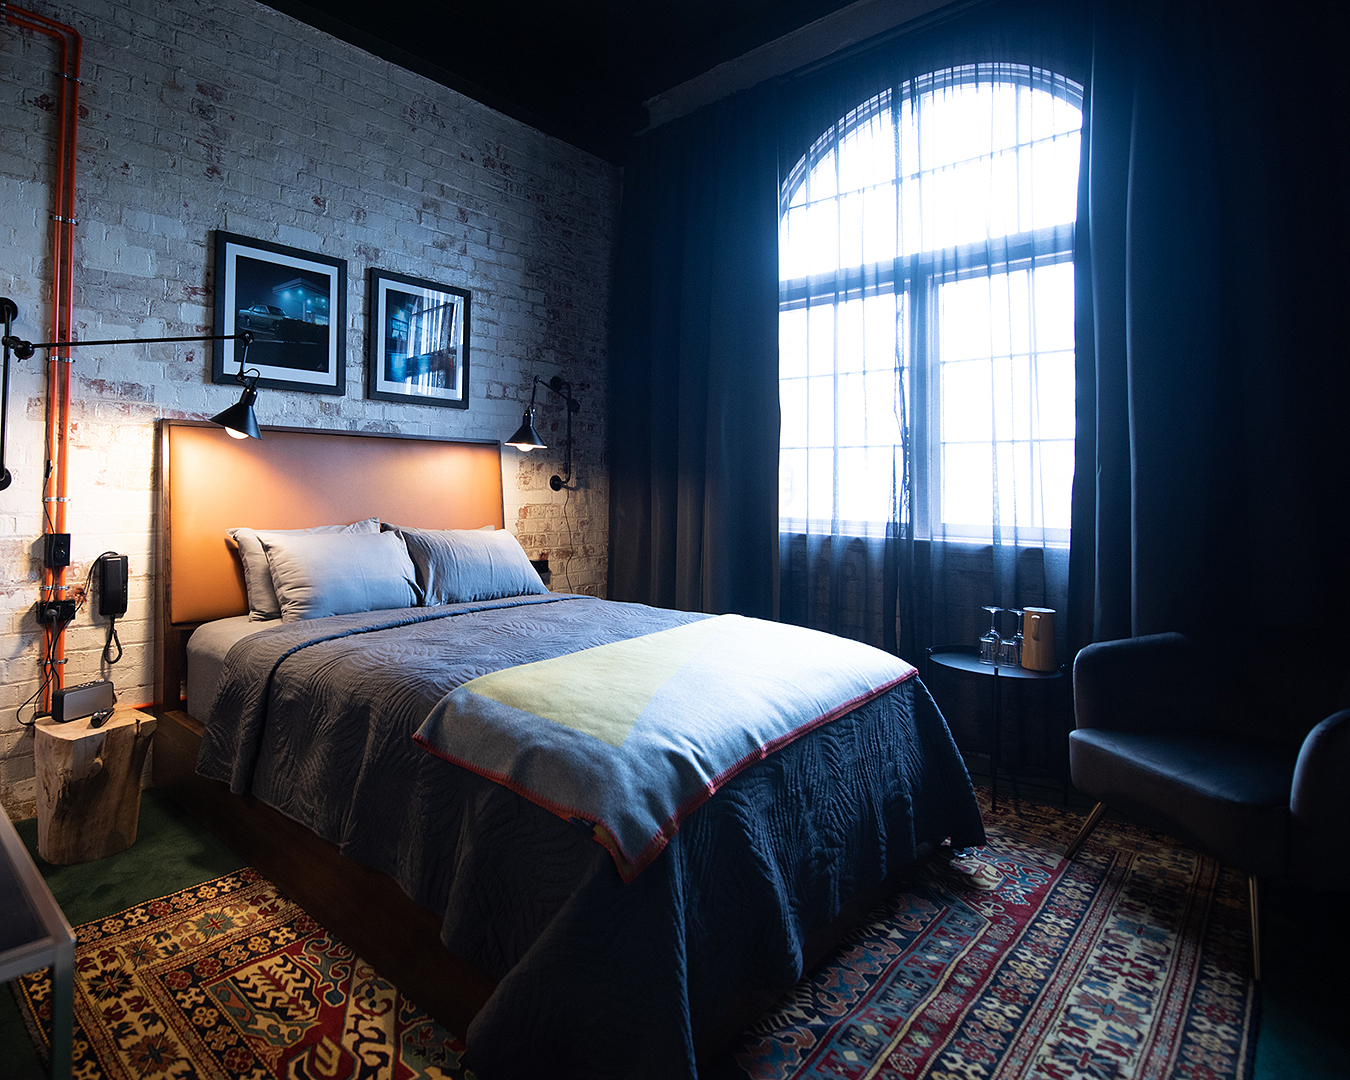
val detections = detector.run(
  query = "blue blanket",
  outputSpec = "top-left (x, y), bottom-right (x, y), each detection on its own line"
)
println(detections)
top-left (195, 595), bottom-right (984, 1080)
top-left (414, 614), bottom-right (917, 880)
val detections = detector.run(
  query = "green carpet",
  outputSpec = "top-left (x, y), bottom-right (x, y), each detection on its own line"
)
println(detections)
top-left (1252, 875), bottom-right (1350, 1080)
top-left (5, 783), bottom-right (1349, 1079)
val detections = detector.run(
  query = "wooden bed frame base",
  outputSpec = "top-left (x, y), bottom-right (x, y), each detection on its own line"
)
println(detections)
top-left (150, 708), bottom-right (497, 1038)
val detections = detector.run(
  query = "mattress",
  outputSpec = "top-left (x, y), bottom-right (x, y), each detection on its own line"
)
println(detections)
top-left (184, 614), bottom-right (265, 721)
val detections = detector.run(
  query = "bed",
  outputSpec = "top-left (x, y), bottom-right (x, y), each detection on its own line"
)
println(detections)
top-left (152, 418), bottom-right (985, 1079)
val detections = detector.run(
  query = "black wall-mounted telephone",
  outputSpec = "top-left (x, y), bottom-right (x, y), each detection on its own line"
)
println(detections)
top-left (89, 551), bottom-right (128, 666)
top-left (99, 553), bottom-right (128, 617)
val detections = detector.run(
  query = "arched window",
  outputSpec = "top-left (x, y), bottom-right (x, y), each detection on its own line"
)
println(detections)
top-left (779, 64), bottom-right (1083, 545)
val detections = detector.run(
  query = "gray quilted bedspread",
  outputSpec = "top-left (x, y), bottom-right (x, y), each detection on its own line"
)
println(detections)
top-left (196, 594), bottom-right (985, 1079)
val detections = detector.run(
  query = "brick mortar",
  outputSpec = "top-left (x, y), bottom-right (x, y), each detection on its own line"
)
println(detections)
top-left (0, 0), bottom-right (617, 818)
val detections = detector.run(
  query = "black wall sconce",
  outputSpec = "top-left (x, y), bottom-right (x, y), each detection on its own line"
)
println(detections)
top-left (1, 295), bottom-right (262, 489)
top-left (208, 371), bottom-right (261, 441)
top-left (505, 375), bottom-right (581, 490)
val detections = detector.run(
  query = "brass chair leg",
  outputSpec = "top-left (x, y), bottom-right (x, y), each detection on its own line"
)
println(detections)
top-left (1064, 801), bottom-right (1108, 861)
top-left (1248, 875), bottom-right (1262, 983)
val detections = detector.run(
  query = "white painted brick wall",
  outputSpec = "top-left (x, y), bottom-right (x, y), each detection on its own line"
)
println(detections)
top-left (0, 0), bottom-right (617, 818)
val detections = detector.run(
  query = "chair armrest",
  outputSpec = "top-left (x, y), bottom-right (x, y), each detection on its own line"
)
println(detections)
top-left (1289, 709), bottom-right (1350, 890)
top-left (1072, 632), bottom-right (1193, 732)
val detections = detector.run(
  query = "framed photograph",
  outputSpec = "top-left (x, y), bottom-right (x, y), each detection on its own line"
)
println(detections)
top-left (213, 231), bottom-right (346, 394)
top-left (366, 268), bottom-right (471, 410)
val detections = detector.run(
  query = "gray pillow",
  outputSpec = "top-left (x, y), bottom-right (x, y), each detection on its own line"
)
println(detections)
top-left (390, 526), bottom-right (547, 605)
top-left (228, 518), bottom-right (380, 621)
top-left (257, 529), bottom-right (419, 621)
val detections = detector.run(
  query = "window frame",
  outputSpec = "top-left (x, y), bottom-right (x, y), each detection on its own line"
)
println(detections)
top-left (779, 63), bottom-right (1084, 546)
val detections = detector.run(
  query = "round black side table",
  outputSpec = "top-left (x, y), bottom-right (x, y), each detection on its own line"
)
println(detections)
top-left (926, 645), bottom-right (1064, 810)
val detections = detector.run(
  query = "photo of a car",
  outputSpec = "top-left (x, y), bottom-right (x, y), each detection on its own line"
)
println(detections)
top-left (237, 304), bottom-right (288, 331)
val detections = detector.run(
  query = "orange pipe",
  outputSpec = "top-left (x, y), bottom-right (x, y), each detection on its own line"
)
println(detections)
top-left (5, 6), bottom-right (82, 703)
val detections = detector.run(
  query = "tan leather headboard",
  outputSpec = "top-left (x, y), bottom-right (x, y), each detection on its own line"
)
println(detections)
top-left (161, 420), bottom-right (505, 625)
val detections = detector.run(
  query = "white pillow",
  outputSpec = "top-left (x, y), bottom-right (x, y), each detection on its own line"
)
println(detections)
top-left (387, 526), bottom-right (547, 605)
top-left (257, 530), bottom-right (419, 621)
top-left (228, 518), bottom-right (380, 621)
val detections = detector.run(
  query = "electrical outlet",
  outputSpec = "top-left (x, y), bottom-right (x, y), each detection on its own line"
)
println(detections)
top-left (38, 599), bottom-right (78, 624)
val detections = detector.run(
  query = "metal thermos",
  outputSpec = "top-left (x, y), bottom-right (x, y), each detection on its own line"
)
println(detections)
top-left (1021, 607), bottom-right (1056, 671)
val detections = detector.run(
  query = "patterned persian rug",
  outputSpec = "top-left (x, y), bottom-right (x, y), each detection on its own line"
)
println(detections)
top-left (14, 868), bottom-right (469, 1079)
top-left (717, 790), bottom-right (1257, 1080)
top-left (15, 791), bottom-right (1256, 1080)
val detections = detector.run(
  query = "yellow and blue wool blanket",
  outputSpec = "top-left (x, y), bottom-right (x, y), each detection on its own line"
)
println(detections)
top-left (414, 613), bottom-right (917, 880)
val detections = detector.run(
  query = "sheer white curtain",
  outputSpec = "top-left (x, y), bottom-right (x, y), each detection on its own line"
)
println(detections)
top-left (778, 63), bottom-right (1082, 660)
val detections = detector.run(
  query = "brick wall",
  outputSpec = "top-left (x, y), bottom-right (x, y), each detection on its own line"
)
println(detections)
top-left (0, 0), bottom-right (618, 818)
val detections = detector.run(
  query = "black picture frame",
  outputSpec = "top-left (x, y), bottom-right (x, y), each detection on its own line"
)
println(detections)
top-left (213, 231), bottom-right (346, 395)
top-left (366, 268), bottom-right (471, 410)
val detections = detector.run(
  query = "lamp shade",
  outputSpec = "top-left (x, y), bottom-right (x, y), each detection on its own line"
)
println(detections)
top-left (505, 408), bottom-right (546, 451)
top-left (210, 383), bottom-right (261, 440)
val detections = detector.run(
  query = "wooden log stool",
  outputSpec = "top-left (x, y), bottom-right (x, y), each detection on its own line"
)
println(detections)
top-left (35, 705), bottom-right (157, 865)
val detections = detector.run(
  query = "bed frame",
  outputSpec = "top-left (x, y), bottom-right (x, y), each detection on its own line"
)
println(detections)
top-left (150, 418), bottom-right (926, 1055)
top-left (152, 420), bottom-right (505, 1033)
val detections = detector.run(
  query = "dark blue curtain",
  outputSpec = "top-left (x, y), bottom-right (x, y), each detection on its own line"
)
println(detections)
top-left (1068, 0), bottom-right (1350, 655)
top-left (607, 84), bottom-right (780, 618)
top-left (1068, 0), bottom-right (1350, 742)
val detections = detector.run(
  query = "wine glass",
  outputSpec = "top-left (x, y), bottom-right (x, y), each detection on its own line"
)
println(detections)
top-left (979, 605), bottom-right (1002, 665)
top-left (1002, 609), bottom-right (1024, 667)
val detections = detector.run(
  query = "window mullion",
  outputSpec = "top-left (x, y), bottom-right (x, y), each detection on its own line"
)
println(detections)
top-left (831, 118), bottom-right (844, 530)
top-left (909, 270), bottom-right (932, 541)
top-left (892, 84), bottom-right (907, 534)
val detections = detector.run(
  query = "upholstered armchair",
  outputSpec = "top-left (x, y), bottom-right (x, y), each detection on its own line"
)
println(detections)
top-left (1064, 632), bottom-right (1350, 980)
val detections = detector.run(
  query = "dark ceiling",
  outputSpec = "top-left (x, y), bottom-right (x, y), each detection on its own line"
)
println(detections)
top-left (263, 0), bottom-right (865, 161)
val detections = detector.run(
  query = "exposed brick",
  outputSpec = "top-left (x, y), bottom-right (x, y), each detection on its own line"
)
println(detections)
top-left (0, 0), bottom-right (617, 816)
